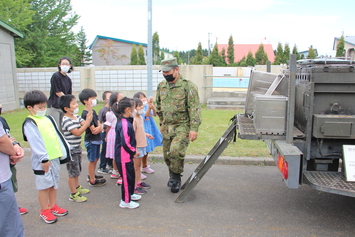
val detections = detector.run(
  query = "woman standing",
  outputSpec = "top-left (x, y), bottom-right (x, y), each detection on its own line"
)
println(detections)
top-left (47, 57), bottom-right (73, 127)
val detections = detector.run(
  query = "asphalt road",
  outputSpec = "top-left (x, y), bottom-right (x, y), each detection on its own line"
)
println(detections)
top-left (14, 152), bottom-right (355, 237)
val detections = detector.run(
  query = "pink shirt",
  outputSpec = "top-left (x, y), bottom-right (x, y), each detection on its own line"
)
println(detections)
top-left (133, 115), bottom-right (147, 148)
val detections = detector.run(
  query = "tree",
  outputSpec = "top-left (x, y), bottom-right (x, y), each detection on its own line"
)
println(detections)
top-left (238, 56), bottom-right (247, 67)
top-left (221, 48), bottom-right (227, 65)
top-left (209, 43), bottom-right (225, 66)
top-left (292, 44), bottom-right (301, 60)
top-left (152, 32), bottom-right (160, 64)
top-left (246, 51), bottom-right (256, 66)
top-left (283, 43), bottom-right (290, 63)
top-left (0, 0), bottom-right (35, 66)
top-left (255, 44), bottom-right (269, 65)
top-left (273, 42), bottom-right (284, 65)
top-left (192, 42), bottom-right (203, 64)
top-left (160, 51), bottom-right (165, 61)
top-left (96, 39), bottom-right (128, 65)
top-left (307, 45), bottom-right (317, 59)
top-left (227, 35), bottom-right (235, 64)
top-left (137, 44), bottom-right (146, 65)
top-left (130, 44), bottom-right (138, 65)
top-left (173, 51), bottom-right (182, 64)
top-left (336, 33), bottom-right (345, 57)
top-left (10, 0), bottom-right (81, 67)
top-left (75, 26), bottom-right (92, 66)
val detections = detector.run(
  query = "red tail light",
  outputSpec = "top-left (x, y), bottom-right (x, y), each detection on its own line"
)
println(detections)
top-left (281, 161), bottom-right (288, 179)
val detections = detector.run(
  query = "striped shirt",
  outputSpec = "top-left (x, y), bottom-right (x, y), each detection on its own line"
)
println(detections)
top-left (62, 115), bottom-right (84, 148)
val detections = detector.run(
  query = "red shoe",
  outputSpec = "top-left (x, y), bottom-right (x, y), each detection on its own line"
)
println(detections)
top-left (19, 207), bottom-right (28, 215)
top-left (40, 209), bottom-right (57, 224)
top-left (50, 204), bottom-right (68, 216)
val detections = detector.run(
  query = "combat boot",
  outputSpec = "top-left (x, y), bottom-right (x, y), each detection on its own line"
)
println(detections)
top-left (171, 172), bottom-right (181, 193)
top-left (167, 175), bottom-right (174, 188)
top-left (167, 169), bottom-right (174, 187)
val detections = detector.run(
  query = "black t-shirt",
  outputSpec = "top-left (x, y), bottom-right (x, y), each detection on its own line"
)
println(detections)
top-left (48, 71), bottom-right (72, 108)
top-left (81, 109), bottom-right (101, 142)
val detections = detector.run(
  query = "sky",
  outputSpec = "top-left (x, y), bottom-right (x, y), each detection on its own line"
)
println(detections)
top-left (71, 0), bottom-right (355, 57)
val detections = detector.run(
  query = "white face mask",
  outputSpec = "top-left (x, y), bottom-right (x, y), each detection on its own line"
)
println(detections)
top-left (137, 109), bottom-right (144, 115)
top-left (34, 109), bottom-right (46, 117)
top-left (91, 99), bottom-right (97, 107)
top-left (143, 101), bottom-right (148, 105)
top-left (71, 108), bottom-right (79, 114)
top-left (60, 65), bottom-right (70, 73)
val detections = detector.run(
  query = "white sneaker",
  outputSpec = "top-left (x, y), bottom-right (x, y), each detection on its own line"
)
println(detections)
top-left (141, 173), bottom-right (147, 180)
top-left (141, 165), bottom-right (155, 174)
top-left (131, 194), bottom-right (142, 201)
top-left (119, 200), bottom-right (140, 209)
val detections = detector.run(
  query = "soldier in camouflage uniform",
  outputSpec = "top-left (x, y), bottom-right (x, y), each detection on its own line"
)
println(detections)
top-left (156, 58), bottom-right (202, 193)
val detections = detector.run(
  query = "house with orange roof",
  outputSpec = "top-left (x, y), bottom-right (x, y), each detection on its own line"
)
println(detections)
top-left (217, 44), bottom-right (275, 63)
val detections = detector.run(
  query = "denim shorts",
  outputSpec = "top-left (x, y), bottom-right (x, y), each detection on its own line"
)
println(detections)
top-left (85, 142), bottom-right (101, 162)
top-left (136, 147), bottom-right (147, 158)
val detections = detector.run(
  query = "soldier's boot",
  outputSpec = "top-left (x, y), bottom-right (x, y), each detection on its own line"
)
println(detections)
top-left (171, 172), bottom-right (181, 193)
top-left (167, 175), bottom-right (174, 188)
top-left (167, 169), bottom-right (174, 187)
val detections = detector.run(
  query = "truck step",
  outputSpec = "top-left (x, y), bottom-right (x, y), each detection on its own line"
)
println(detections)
top-left (303, 171), bottom-right (355, 197)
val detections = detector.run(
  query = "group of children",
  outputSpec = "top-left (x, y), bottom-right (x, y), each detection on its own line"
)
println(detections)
top-left (22, 88), bottom-right (162, 224)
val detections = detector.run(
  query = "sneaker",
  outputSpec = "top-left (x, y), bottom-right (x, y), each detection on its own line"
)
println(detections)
top-left (116, 177), bottom-right (123, 186)
top-left (50, 204), bottom-right (68, 217)
top-left (89, 178), bottom-right (106, 187)
top-left (40, 209), bottom-right (57, 224)
top-left (69, 192), bottom-right (87, 203)
top-left (134, 186), bottom-right (147, 195)
top-left (141, 165), bottom-right (154, 174)
top-left (19, 207), bottom-right (28, 215)
top-left (131, 194), bottom-right (142, 201)
top-left (141, 173), bottom-right (147, 180)
top-left (119, 200), bottom-right (139, 209)
top-left (110, 173), bottom-right (120, 179)
top-left (106, 165), bottom-right (113, 171)
top-left (97, 168), bottom-right (111, 174)
top-left (137, 181), bottom-right (151, 189)
top-left (87, 175), bottom-right (104, 182)
top-left (76, 185), bottom-right (90, 195)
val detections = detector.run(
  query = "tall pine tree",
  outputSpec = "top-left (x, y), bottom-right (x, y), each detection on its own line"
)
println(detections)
top-left (130, 44), bottom-right (138, 65)
top-left (137, 44), bottom-right (146, 65)
top-left (255, 44), bottom-right (269, 65)
top-left (274, 42), bottom-right (284, 65)
top-left (336, 33), bottom-right (345, 57)
top-left (227, 35), bottom-right (234, 64)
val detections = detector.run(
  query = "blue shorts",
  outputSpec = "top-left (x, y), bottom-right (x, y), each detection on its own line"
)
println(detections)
top-left (136, 147), bottom-right (147, 158)
top-left (85, 142), bottom-right (101, 162)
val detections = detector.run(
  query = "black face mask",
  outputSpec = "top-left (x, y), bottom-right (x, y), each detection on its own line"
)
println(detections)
top-left (163, 74), bottom-right (175, 82)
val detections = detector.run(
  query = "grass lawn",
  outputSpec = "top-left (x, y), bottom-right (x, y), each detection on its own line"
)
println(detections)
top-left (2, 104), bottom-right (270, 157)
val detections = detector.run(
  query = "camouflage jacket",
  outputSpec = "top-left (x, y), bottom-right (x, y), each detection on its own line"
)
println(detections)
top-left (156, 76), bottom-right (202, 132)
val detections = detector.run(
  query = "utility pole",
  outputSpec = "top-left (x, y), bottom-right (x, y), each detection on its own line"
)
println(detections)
top-left (208, 32), bottom-right (212, 56)
top-left (147, 0), bottom-right (153, 97)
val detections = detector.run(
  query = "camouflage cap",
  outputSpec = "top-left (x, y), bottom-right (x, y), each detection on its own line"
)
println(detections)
top-left (160, 58), bottom-right (178, 72)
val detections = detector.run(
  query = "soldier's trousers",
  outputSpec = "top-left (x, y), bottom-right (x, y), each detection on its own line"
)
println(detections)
top-left (162, 124), bottom-right (190, 174)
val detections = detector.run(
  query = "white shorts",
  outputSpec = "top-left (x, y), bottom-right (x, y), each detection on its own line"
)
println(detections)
top-left (35, 158), bottom-right (60, 190)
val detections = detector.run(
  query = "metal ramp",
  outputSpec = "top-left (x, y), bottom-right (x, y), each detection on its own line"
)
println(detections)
top-left (303, 171), bottom-right (355, 197)
top-left (175, 116), bottom-right (237, 203)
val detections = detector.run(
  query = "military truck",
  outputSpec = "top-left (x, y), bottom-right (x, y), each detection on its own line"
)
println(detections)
top-left (175, 55), bottom-right (355, 203)
top-left (237, 55), bottom-right (355, 197)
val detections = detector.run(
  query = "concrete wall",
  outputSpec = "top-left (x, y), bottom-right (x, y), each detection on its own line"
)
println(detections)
top-left (0, 27), bottom-right (20, 112)
top-left (17, 65), bottom-right (214, 105)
